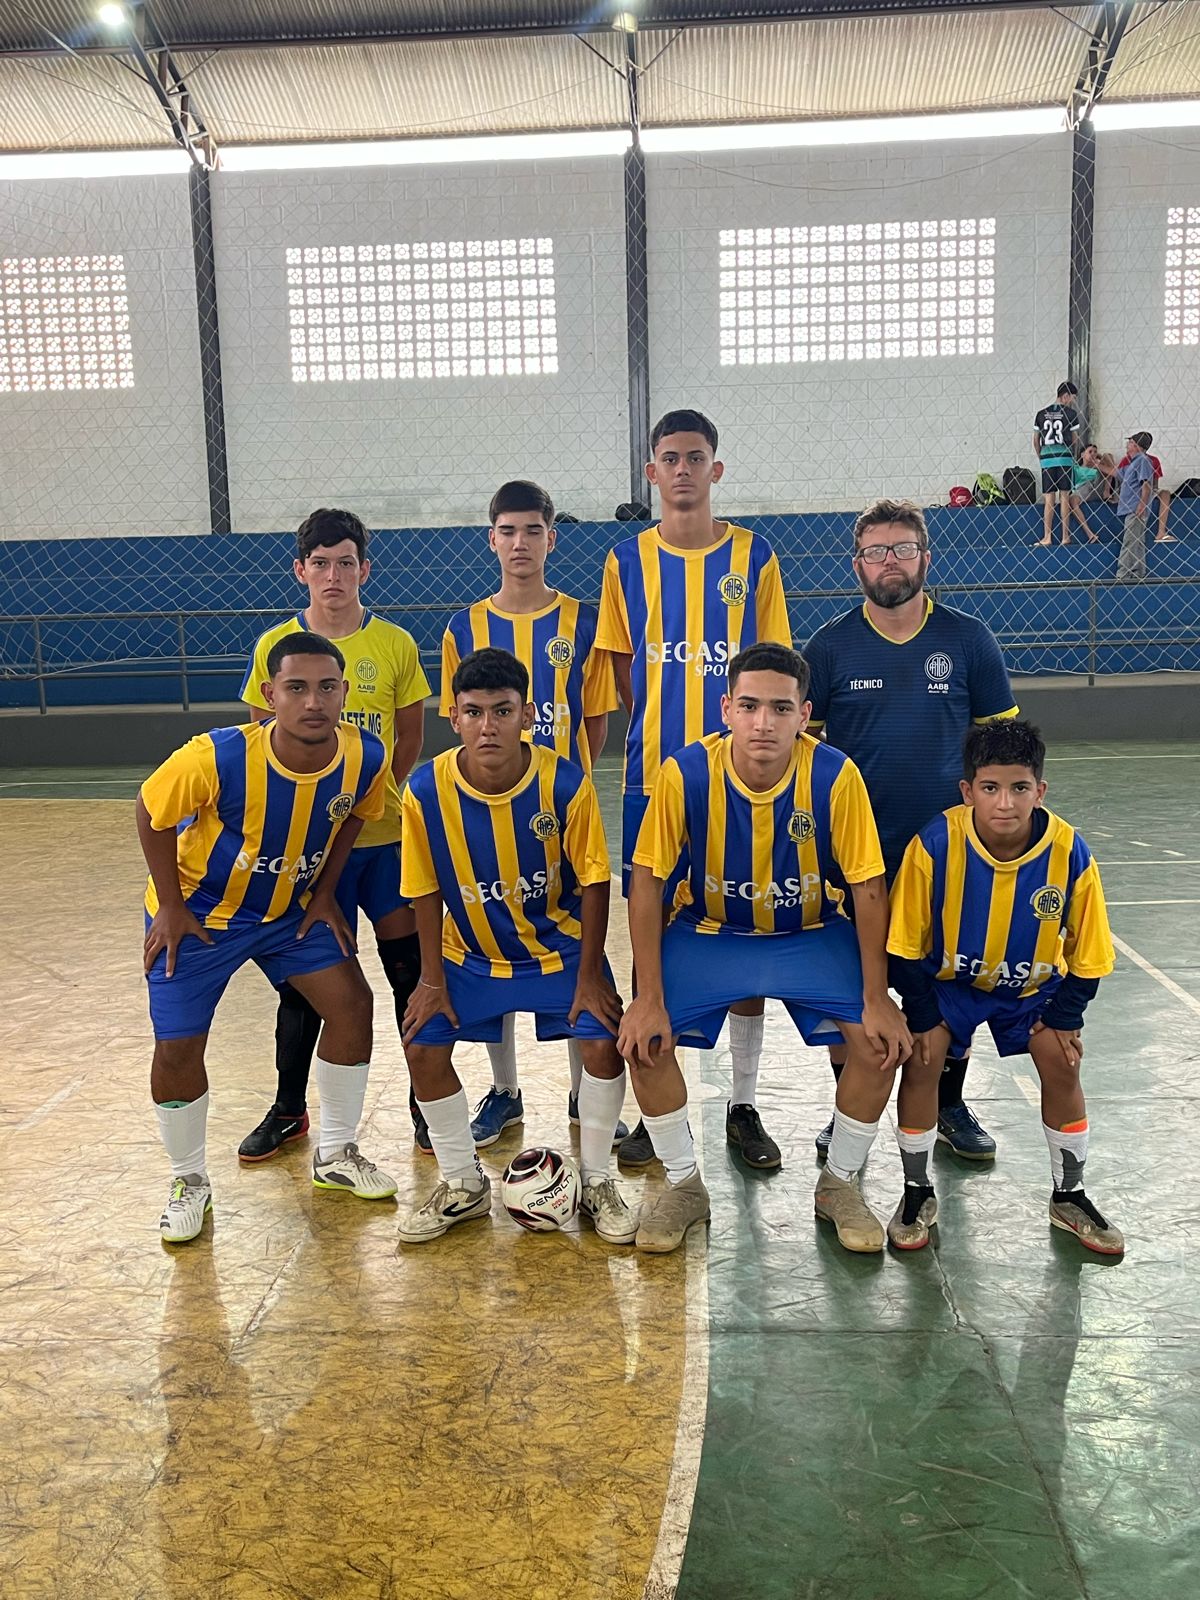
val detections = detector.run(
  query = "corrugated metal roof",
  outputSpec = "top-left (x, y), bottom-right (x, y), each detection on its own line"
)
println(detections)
top-left (0, 53), bottom-right (174, 150)
top-left (639, 8), bottom-right (1096, 123)
top-left (2, 2), bottom-right (1199, 153)
top-left (173, 35), bottom-right (628, 142)
top-left (1106, 0), bottom-right (1200, 102)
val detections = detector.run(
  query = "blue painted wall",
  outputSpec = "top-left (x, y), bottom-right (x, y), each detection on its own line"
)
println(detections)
top-left (1, 504), bottom-right (1198, 708)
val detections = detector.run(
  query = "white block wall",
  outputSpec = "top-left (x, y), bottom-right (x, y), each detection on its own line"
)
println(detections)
top-left (1092, 129), bottom-right (1200, 485)
top-left (213, 160), bottom-right (629, 531)
top-left (0, 175), bottom-right (210, 538)
top-left (646, 136), bottom-right (1074, 513)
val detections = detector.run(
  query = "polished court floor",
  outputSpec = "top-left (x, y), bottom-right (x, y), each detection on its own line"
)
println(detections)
top-left (1, 740), bottom-right (1198, 1599)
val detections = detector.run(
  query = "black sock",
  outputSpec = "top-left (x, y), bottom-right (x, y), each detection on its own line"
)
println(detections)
top-left (938, 1055), bottom-right (970, 1110)
top-left (274, 984), bottom-right (319, 1115)
top-left (378, 933), bottom-right (423, 1128)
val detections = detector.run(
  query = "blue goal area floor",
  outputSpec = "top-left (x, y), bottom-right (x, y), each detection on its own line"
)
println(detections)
top-left (0, 739), bottom-right (1198, 1600)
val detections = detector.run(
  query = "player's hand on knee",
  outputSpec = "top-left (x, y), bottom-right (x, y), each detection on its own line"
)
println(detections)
top-left (297, 887), bottom-right (357, 957)
top-left (401, 978), bottom-right (458, 1047)
top-left (863, 995), bottom-right (912, 1071)
top-left (1031, 1019), bottom-right (1083, 1071)
top-left (911, 1022), bottom-right (950, 1072)
top-left (616, 994), bottom-right (670, 1071)
top-left (144, 905), bottom-right (211, 977)
top-left (569, 971), bottom-right (624, 1036)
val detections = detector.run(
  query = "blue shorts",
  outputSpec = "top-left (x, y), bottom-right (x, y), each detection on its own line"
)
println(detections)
top-left (663, 916), bottom-right (864, 1049)
top-left (935, 976), bottom-right (1063, 1058)
top-left (621, 789), bottom-right (690, 902)
top-left (145, 906), bottom-right (349, 1041)
top-left (334, 842), bottom-right (405, 927)
top-left (411, 952), bottom-right (619, 1046)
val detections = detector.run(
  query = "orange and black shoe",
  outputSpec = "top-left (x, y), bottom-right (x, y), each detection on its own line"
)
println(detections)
top-left (238, 1106), bottom-right (310, 1163)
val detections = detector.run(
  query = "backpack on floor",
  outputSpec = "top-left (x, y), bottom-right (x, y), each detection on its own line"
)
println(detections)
top-left (1003, 465), bottom-right (1038, 505)
top-left (973, 472), bottom-right (1004, 506)
top-left (949, 485), bottom-right (974, 507)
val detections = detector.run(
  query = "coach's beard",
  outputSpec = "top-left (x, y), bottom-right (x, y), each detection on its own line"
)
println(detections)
top-left (861, 570), bottom-right (924, 608)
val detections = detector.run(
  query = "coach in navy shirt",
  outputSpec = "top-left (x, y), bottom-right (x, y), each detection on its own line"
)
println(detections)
top-left (805, 498), bottom-right (1018, 1161)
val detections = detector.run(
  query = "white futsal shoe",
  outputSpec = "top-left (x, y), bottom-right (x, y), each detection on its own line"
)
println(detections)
top-left (159, 1174), bottom-right (213, 1243)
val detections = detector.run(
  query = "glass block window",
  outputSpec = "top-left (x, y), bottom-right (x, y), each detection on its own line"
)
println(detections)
top-left (1165, 207), bottom-right (1200, 346)
top-left (0, 254), bottom-right (134, 393)
top-left (718, 218), bottom-right (996, 366)
top-left (286, 237), bottom-right (559, 383)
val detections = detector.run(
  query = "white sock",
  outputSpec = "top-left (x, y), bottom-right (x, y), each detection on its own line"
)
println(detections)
top-left (567, 1038), bottom-right (584, 1097)
top-left (1043, 1118), bottom-right (1088, 1190)
top-left (729, 1011), bottom-right (764, 1107)
top-left (642, 1103), bottom-right (697, 1185)
top-left (827, 1109), bottom-right (879, 1182)
top-left (315, 1056), bottom-right (369, 1160)
top-left (578, 1067), bottom-right (627, 1185)
top-left (418, 1088), bottom-right (484, 1189)
top-left (155, 1091), bottom-right (209, 1179)
top-left (487, 1012), bottom-right (520, 1093)
top-left (896, 1124), bottom-right (938, 1188)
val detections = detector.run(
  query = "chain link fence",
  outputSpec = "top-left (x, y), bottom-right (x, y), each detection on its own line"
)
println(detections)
top-left (2, 120), bottom-right (1199, 710)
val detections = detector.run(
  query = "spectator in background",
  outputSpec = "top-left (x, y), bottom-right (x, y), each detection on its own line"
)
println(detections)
top-left (1068, 446), bottom-right (1114, 543)
top-left (1117, 439), bottom-right (1177, 544)
top-left (1116, 432), bottom-right (1156, 581)
top-left (1034, 382), bottom-right (1083, 548)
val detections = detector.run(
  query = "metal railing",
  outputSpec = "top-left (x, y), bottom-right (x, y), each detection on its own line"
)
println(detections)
top-left (1, 579), bottom-right (1199, 713)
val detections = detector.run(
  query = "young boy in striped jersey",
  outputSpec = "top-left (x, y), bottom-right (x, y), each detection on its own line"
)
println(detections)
top-left (596, 410), bottom-right (793, 1170)
top-left (398, 648), bottom-right (636, 1246)
top-left (886, 719), bottom-right (1122, 1255)
top-left (138, 633), bottom-right (397, 1244)
top-left (438, 481), bottom-right (623, 1148)
top-left (617, 643), bottom-right (911, 1253)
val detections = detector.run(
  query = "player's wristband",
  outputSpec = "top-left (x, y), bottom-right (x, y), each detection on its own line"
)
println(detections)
top-left (417, 977), bottom-right (446, 992)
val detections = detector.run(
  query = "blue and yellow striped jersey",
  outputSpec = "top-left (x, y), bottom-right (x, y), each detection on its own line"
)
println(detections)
top-left (140, 721), bottom-right (388, 931)
top-left (241, 611), bottom-right (430, 850)
top-left (438, 595), bottom-right (617, 773)
top-left (595, 523), bottom-right (792, 794)
top-left (888, 806), bottom-right (1115, 996)
top-left (400, 744), bottom-right (611, 977)
top-left (633, 731), bottom-right (884, 935)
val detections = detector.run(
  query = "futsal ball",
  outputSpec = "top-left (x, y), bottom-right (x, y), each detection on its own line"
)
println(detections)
top-left (500, 1147), bottom-right (581, 1232)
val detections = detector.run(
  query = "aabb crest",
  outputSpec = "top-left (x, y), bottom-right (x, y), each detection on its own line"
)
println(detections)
top-left (530, 811), bottom-right (560, 840)
top-left (355, 659), bottom-right (378, 683)
top-left (546, 636), bottom-right (575, 668)
top-left (788, 809), bottom-right (816, 843)
top-left (718, 572), bottom-right (749, 607)
top-left (327, 792), bottom-right (354, 822)
top-left (1030, 884), bottom-right (1066, 921)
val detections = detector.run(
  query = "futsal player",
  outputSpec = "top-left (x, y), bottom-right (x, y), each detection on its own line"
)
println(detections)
top-left (397, 648), bottom-right (636, 1245)
top-left (1034, 381), bottom-right (1083, 547)
top-left (438, 479), bottom-right (624, 1148)
top-left (804, 499), bottom-right (1018, 1160)
top-left (886, 719), bottom-right (1122, 1255)
top-left (139, 632), bottom-right (398, 1244)
top-left (596, 409), bottom-right (793, 1170)
top-left (617, 643), bottom-right (911, 1254)
top-left (238, 508), bottom-right (431, 1160)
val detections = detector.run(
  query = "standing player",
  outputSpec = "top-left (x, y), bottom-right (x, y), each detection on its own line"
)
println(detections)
top-left (596, 409), bottom-right (793, 1169)
top-left (238, 508), bottom-right (430, 1161)
top-left (886, 720), bottom-right (1122, 1255)
top-left (139, 633), bottom-right (397, 1244)
top-left (617, 643), bottom-right (910, 1253)
top-left (1034, 382), bottom-right (1083, 547)
top-left (438, 480), bottom-right (624, 1148)
top-left (397, 648), bottom-right (636, 1245)
top-left (804, 499), bottom-right (1018, 1160)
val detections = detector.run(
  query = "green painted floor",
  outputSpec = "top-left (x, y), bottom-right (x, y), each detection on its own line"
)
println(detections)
top-left (5, 740), bottom-right (1199, 1599)
top-left (675, 742), bottom-right (1200, 1600)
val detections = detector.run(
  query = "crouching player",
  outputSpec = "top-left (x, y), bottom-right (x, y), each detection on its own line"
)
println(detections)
top-left (617, 642), bottom-right (911, 1254)
top-left (397, 648), bottom-right (636, 1245)
top-left (886, 719), bottom-right (1122, 1255)
top-left (138, 633), bottom-right (398, 1244)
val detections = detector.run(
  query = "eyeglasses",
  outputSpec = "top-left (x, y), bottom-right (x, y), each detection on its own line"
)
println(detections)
top-left (855, 541), bottom-right (925, 564)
